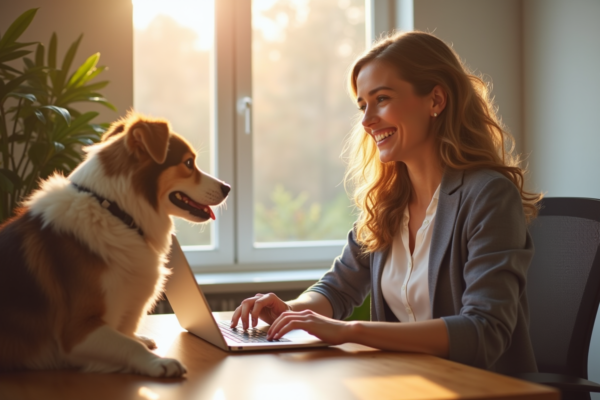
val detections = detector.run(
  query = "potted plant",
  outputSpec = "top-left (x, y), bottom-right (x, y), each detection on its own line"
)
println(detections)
top-left (0, 8), bottom-right (115, 223)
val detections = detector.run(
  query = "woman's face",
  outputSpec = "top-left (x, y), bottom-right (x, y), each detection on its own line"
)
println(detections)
top-left (356, 60), bottom-right (438, 165)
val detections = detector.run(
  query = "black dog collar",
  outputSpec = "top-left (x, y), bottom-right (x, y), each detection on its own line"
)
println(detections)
top-left (71, 182), bottom-right (144, 237)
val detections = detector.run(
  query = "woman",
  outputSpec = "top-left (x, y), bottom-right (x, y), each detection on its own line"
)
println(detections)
top-left (231, 31), bottom-right (542, 374)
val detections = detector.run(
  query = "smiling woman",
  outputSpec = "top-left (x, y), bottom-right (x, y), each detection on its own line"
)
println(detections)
top-left (231, 31), bottom-right (544, 375)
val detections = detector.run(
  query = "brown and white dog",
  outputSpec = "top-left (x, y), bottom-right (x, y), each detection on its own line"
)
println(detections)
top-left (0, 113), bottom-right (230, 377)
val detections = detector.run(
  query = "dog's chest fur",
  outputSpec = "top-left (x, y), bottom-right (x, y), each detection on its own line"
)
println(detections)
top-left (27, 174), bottom-right (171, 334)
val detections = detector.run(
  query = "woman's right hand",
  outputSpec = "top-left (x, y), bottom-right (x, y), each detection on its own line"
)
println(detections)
top-left (230, 293), bottom-right (291, 330)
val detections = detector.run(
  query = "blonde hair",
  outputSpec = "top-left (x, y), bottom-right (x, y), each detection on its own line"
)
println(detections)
top-left (344, 31), bottom-right (541, 253)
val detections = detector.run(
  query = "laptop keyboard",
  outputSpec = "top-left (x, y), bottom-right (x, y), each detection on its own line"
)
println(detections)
top-left (218, 321), bottom-right (290, 343)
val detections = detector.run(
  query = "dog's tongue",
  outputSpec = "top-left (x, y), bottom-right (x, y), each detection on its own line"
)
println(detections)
top-left (184, 195), bottom-right (215, 220)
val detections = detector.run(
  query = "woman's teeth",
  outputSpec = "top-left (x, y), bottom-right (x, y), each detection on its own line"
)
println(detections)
top-left (375, 130), bottom-right (395, 142)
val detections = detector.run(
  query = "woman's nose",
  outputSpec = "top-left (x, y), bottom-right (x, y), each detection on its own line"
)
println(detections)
top-left (362, 110), bottom-right (378, 128)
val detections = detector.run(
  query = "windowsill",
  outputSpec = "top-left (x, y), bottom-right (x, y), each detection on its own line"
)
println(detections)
top-left (195, 269), bottom-right (328, 294)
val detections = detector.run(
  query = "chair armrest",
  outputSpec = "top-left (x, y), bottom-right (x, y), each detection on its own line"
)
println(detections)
top-left (513, 373), bottom-right (600, 392)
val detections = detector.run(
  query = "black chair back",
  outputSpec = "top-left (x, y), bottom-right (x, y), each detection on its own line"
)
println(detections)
top-left (527, 197), bottom-right (600, 379)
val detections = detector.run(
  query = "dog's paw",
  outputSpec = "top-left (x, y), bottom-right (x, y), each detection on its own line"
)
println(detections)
top-left (145, 357), bottom-right (187, 378)
top-left (135, 334), bottom-right (157, 350)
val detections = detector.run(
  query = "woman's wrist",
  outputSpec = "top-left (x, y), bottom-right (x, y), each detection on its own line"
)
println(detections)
top-left (342, 320), bottom-right (363, 343)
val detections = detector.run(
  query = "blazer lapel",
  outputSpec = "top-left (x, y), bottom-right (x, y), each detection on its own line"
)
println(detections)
top-left (372, 248), bottom-right (389, 321)
top-left (429, 168), bottom-right (463, 311)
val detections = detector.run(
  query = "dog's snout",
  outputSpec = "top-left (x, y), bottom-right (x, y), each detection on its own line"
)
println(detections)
top-left (220, 184), bottom-right (231, 197)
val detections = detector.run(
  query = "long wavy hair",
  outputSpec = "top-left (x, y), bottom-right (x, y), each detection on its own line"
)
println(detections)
top-left (344, 31), bottom-right (541, 253)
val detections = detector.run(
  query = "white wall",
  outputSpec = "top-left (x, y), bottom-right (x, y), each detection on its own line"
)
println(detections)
top-left (414, 0), bottom-right (524, 153)
top-left (0, 0), bottom-right (133, 123)
top-left (523, 0), bottom-right (600, 393)
top-left (523, 0), bottom-right (600, 198)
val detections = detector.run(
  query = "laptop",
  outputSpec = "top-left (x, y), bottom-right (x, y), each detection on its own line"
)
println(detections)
top-left (164, 235), bottom-right (330, 352)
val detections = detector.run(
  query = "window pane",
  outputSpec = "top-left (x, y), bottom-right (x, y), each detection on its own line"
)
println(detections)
top-left (133, 0), bottom-right (214, 246)
top-left (252, 0), bottom-right (365, 242)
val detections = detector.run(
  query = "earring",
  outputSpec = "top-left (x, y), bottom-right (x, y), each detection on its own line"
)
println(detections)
top-left (433, 113), bottom-right (438, 117)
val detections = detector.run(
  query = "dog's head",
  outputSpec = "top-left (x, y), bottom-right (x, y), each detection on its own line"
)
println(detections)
top-left (96, 112), bottom-right (230, 223)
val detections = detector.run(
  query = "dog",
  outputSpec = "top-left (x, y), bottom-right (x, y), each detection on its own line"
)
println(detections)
top-left (0, 112), bottom-right (230, 377)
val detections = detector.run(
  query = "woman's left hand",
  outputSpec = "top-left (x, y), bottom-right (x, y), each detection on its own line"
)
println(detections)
top-left (266, 310), bottom-right (353, 345)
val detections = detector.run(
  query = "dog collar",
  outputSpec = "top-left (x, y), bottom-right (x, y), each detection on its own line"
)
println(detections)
top-left (71, 183), bottom-right (144, 237)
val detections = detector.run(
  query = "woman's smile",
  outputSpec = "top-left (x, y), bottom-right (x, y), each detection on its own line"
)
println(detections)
top-left (373, 128), bottom-right (397, 143)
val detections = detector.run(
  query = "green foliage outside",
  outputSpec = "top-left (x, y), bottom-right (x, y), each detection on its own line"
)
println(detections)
top-left (346, 293), bottom-right (371, 321)
top-left (255, 184), bottom-right (357, 242)
top-left (0, 8), bottom-right (114, 223)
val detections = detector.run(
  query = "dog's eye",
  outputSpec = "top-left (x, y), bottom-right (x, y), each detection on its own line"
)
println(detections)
top-left (184, 159), bottom-right (194, 169)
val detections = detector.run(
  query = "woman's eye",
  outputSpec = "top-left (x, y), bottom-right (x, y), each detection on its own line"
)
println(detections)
top-left (184, 159), bottom-right (194, 169)
top-left (377, 96), bottom-right (388, 103)
top-left (358, 104), bottom-right (366, 112)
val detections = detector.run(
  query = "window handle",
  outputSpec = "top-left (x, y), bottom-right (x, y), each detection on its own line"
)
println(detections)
top-left (239, 96), bottom-right (252, 135)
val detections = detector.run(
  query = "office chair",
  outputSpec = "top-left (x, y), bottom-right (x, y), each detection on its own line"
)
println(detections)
top-left (515, 197), bottom-right (600, 400)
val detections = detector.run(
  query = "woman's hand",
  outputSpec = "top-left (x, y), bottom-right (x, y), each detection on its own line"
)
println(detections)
top-left (267, 310), bottom-right (353, 345)
top-left (230, 293), bottom-right (291, 330)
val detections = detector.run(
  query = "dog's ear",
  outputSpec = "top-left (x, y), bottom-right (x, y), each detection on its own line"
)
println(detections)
top-left (125, 122), bottom-right (170, 164)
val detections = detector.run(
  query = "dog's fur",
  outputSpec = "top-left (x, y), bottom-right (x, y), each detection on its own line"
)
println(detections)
top-left (0, 113), bottom-right (229, 377)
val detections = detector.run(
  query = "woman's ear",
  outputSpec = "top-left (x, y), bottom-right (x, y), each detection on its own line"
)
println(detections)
top-left (430, 85), bottom-right (447, 116)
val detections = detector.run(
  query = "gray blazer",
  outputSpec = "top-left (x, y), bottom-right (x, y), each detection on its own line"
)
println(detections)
top-left (306, 167), bottom-right (538, 374)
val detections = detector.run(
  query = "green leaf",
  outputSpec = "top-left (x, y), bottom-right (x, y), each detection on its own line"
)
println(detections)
top-left (90, 123), bottom-right (108, 134)
top-left (53, 111), bottom-right (98, 140)
top-left (34, 109), bottom-right (46, 123)
top-left (87, 97), bottom-right (117, 112)
top-left (0, 49), bottom-right (31, 63)
top-left (52, 141), bottom-right (65, 153)
top-left (55, 81), bottom-right (109, 105)
top-left (7, 92), bottom-right (36, 102)
top-left (43, 154), bottom-right (79, 172)
top-left (67, 52), bottom-right (99, 88)
top-left (83, 65), bottom-right (106, 82)
top-left (46, 156), bottom-right (78, 170)
top-left (0, 41), bottom-right (37, 57)
top-left (35, 43), bottom-right (44, 67)
top-left (48, 32), bottom-right (57, 69)
top-left (51, 34), bottom-right (84, 98)
top-left (0, 8), bottom-right (38, 49)
top-left (63, 136), bottom-right (95, 146)
top-left (76, 137), bottom-right (94, 146)
top-left (40, 105), bottom-right (71, 126)
top-left (0, 63), bottom-right (21, 75)
top-left (0, 71), bottom-right (39, 101)
top-left (23, 57), bottom-right (35, 69)
top-left (61, 34), bottom-right (82, 77)
top-left (28, 142), bottom-right (50, 165)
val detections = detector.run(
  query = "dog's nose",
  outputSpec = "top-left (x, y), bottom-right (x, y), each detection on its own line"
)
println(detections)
top-left (220, 183), bottom-right (231, 197)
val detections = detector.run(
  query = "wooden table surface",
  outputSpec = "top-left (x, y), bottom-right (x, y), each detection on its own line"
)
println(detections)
top-left (0, 313), bottom-right (559, 400)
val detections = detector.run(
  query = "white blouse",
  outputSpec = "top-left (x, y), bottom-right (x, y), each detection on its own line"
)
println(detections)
top-left (381, 185), bottom-right (441, 322)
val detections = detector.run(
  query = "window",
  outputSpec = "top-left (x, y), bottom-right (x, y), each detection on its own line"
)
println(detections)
top-left (133, 0), bottom-right (398, 272)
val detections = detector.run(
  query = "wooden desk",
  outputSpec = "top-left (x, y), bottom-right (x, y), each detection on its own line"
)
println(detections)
top-left (0, 313), bottom-right (559, 400)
